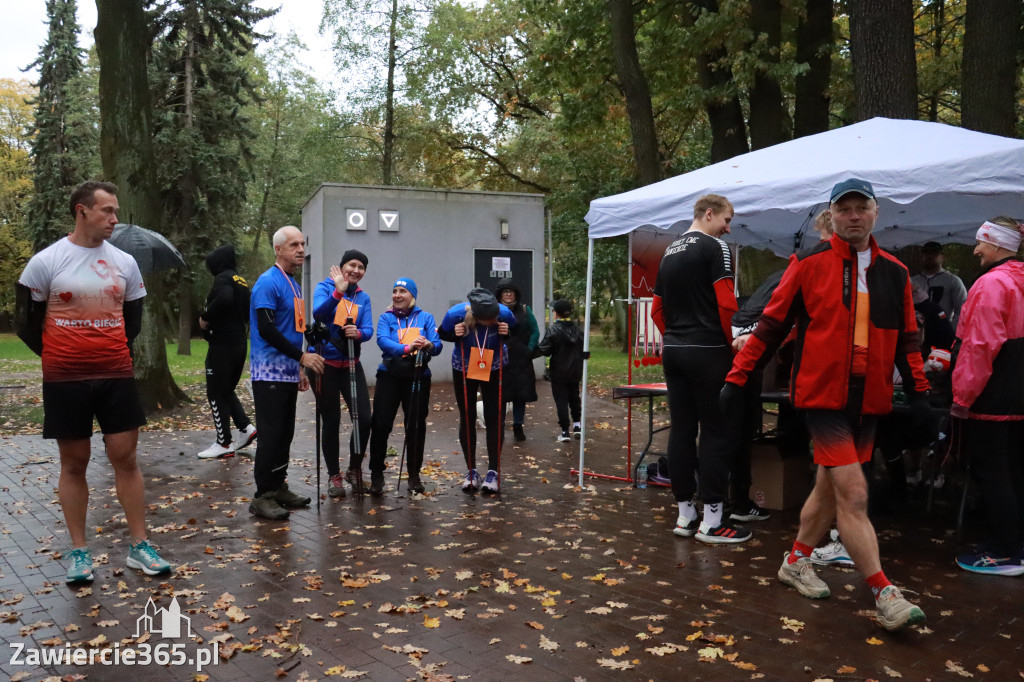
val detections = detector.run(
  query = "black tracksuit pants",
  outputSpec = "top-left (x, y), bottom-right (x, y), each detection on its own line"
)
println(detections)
top-left (965, 420), bottom-right (1024, 560)
top-left (253, 380), bottom-right (298, 496)
top-left (452, 369), bottom-right (506, 472)
top-left (663, 345), bottom-right (734, 505)
top-left (369, 371), bottom-right (432, 476)
top-left (550, 380), bottom-right (581, 432)
top-left (310, 362), bottom-right (372, 477)
top-left (205, 343), bottom-right (252, 446)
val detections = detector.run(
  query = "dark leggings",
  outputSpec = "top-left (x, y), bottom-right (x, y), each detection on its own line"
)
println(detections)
top-left (965, 420), bottom-right (1024, 559)
top-left (369, 371), bottom-right (432, 476)
top-left (205, 343), bottom-right (251, 446)
top-left (309, 362), bottom-right (371, 476)
top-left (452, 369), bottom-right (505, 472)
top-left (253, 380), bottom-right (298, 496)
top-left (663, 345), bottom-right (734, 505)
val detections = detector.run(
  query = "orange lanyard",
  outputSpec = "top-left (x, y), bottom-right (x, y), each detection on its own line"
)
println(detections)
top-left (275, 264), bottom-right (300, 299)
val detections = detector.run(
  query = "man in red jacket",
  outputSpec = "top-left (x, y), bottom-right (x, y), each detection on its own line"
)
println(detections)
top-left (721, 178), bottom-right (933, 631)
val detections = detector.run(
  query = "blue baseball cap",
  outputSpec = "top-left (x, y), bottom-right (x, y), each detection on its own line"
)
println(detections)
top-left (392, 277), bottom-right (417, 298)
top-left (830, 178), bottom-right (875, 203)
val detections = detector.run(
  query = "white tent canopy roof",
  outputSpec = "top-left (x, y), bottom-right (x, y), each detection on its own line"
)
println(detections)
top-left (584, 118), bottom-right (1024, 256)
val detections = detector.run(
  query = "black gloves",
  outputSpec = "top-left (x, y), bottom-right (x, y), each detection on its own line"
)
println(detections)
top-left (908, 394), bottom-right (939, 445)
top-left (719, 382), bottom-right (745, 419)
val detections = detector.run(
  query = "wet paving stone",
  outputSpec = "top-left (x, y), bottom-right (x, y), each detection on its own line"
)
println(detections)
top-left (1, 383), bottom-right (1021, 680)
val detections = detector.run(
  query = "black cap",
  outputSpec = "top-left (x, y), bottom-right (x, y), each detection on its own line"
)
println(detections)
top-left (467, 288), bottom-right (499, 319)
top-left (340, 249), bottom-right (368, 268)
top-left (552, 299), bottom-right (572, 317)
top-left (830, 178), bottom-right (875, 203)
top-left (921, 241), bottom-right (942, 254)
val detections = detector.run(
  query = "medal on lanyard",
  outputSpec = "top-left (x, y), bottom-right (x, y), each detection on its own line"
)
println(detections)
top-left (276, 264), bottom-right (305, 333)
top-left (466, 327), bottom-right (493, 381)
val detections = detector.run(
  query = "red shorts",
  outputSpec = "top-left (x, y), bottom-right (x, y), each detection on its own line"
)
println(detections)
top-left (804, 377), bottom-right (877, 467)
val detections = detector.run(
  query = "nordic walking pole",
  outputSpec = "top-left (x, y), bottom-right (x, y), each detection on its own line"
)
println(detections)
top-left (345, 317), bottom-right (364, 497)
top-left (496, 339), bottom-right (503, 495)
top-left (304, 323), bottom-right (327, 512)
top-left (396, 349), bottom-right (424, 493)
top-left (459, 334), bottom-right (474, 478)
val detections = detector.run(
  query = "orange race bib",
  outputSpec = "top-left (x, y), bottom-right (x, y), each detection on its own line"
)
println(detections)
top-left (293, 297), bottom-right (305, 332)
top-left (334, 300), bottom-right (359, 327)
top-left (467, 348), bottom-right (494, 381)
top-left (398, 327), bottom-right (421, 347)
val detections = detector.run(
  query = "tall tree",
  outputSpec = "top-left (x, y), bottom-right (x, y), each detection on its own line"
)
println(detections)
top-left (323, 0), bottom-right (430, 185)
top-left (687, 0), bottom-right (750, 161)
top-left (747, 0), bottom-right (791, 149)
top-left (961, 0), bottom-right (1020, 136)
top-left (149, 0), bottom-right (273, 354)
top-left (25, 0), bottom-right (93, 251)
top-left (607, 0), bottom-right (661, 185)
top-left (0, 79), bottom-right (36, 317)
top-left (848, 0), bottom-right (918, 120)
top-left (96, 0), bottom-right (187, 412)
top-left (792, 0), bottom-right (832, 137)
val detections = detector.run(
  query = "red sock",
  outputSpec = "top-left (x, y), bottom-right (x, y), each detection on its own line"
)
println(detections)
top-left (788, 541), bottom-right (814, 564)
top-left (865, 570), bottom-right (891, 598)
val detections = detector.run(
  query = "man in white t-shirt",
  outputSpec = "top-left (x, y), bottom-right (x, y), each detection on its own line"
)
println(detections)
top-left (16, 181), bottom-right (172, 585)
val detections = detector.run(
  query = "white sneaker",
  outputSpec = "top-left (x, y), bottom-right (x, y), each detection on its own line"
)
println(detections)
top-left (556, 431), bottom-right (571, 442)
top-left (810, 529), bottom-right (855, 567)
top-left (237, 425), bottom-right (257, 450)
top-left (198, 442), bottom-right (234, 459)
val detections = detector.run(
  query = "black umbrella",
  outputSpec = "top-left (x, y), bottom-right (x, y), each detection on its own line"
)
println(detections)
top-left (108, 223), bottom-right (187, 274)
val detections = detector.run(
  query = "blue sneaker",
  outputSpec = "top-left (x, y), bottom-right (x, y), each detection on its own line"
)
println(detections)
top-left (481, 470), bottom-right (500, 494)
top-left (461, 469), bottom-right (480, 493)
top-left (127, 539), bottom-right (172, 576)
top-left (956, 549), bottom-right (1024, 577)
top-left (65, 547), bottom-right (94, 584)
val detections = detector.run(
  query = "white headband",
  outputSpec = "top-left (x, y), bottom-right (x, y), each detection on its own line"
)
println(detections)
top-left (976, 220), bottom-right (1022, 252)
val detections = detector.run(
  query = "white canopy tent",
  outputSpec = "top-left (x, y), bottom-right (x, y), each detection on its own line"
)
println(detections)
top-left (573, 118), bottom-right (1024, 484)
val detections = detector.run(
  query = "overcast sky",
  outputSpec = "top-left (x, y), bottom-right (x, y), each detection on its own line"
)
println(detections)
top-left (0, 1), bottom-right (339, 86)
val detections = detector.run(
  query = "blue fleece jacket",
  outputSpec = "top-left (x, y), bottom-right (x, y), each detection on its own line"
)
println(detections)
top-left (376, 306), bottom-right (443, 376)
top-left (308, 277), bottom-right (373, 363)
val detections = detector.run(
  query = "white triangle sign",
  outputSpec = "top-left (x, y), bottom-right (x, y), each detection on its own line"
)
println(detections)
top-left (380, 212), bottom-right (398, 229)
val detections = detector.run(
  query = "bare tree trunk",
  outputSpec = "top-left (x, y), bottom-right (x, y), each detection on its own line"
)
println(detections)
top-left (96, 0), bottom-right (187, 412)
top-left (792, 0), bottom-right (832, 137)
top-left (382, 0), bottom-right (398, 185)
top-left (607, 0), bottom-right (661, 186)
top-left (849, 0), bottom-right (918, 120)
top-left (176, 8), bottom-right (196, 356)
top-left (962, 0), bottom-right (1020, 136)
top-left (748, 0), bottom-right (791, 149)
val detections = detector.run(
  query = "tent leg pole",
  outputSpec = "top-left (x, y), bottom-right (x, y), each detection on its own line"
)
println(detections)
top-left (579, 238), bottom-right (595, 488)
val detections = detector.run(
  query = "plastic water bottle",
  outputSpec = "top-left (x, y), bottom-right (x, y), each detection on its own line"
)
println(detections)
top-left (636, 464), bottom-right (648, 489)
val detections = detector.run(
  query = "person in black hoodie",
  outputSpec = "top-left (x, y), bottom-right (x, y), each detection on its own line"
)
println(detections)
top-left (537, 300), bottom-right (586, 441)
top-left (197, 245), bottom-right (257, 458)
top-left (495, 279), bottom-right (539, 441)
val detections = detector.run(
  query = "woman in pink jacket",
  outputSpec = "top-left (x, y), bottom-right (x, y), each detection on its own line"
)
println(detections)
top-left (952, 216), bottom-right (1024, 576)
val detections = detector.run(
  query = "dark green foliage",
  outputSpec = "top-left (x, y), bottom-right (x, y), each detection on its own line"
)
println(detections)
top-left (26, 0), bottom-right (96, 251)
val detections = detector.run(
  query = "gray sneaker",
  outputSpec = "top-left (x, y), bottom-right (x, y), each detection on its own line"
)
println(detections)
top-left (778, 552), bottom-right (830, 599)
top-left (327, 474), bottom-right (346, 499)
top-left (875, 585), bottom-right (925, 631)
top-left (275, 482), bottom-right (311, 508)
top-left (249, 491), bottom-right (290, 520)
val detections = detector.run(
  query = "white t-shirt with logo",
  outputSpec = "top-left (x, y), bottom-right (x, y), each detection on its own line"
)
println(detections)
top-left (19, 237), bottom-right (146, 382)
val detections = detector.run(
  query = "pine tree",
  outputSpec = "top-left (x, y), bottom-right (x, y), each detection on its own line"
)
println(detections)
top-left (26, 0), bottom-right (92, 251)
top-left (150, 0), bottom-right (275, 354)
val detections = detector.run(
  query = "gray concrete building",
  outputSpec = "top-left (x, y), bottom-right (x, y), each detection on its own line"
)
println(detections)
top-left (301, 183), bottom-right (547, 384)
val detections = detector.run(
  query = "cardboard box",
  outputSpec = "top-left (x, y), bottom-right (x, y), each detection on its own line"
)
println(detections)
top-left (749, 441), bottom-right (811, 511)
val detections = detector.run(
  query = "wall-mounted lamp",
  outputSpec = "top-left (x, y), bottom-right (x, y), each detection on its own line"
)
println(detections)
top-left (500, 220), bottom-right (509, 239)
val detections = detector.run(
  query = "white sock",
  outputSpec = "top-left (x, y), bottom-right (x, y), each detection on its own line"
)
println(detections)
top-left (701, 502), bottom-right (723, 530)
top-left (573, 421), bottom-right (581, 429)
top-left (677, 501), bottom-right (697, 522)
